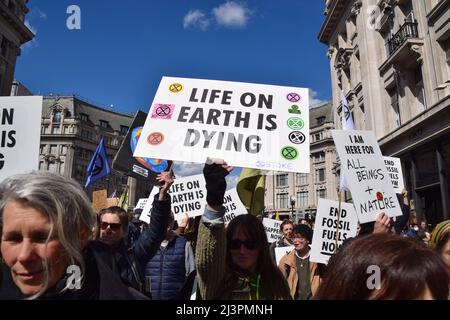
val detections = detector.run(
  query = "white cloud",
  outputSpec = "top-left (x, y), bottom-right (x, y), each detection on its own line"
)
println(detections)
top-left (37, 9), bottom-right (47, 19)
top-left (212, 1), bottom-right (250, 29)
top-left (173, 162), bottom-right (204, 178)
top-left (183, 9), bottom-right (210, 31)
top-left (309, 89), bottom-right (326, 108)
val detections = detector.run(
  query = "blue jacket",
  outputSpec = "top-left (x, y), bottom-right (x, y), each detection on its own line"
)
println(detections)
top-left (114, 193), bottom-right (171, 295)
top-left (144, 233), bottom-right (195, 300)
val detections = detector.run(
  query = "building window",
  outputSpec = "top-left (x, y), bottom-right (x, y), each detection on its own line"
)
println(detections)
top-left (80, 113), bottom-right (89, 122)
top-left (39, 161), bottom-right (46, 170)
top-left (297, 191), bottom-right (308, 208)
top-left (315, 168), bottom-right (325, 182)
top-left (40, 145), bottom-right (45, 154)
top-left (49, 162), bottom-right (58, 173)
top-left (316, 188), bottom-right (327, 200)
top-left (100, 120), bottom-right (109, 128)
top-left (296, 173), bottom-right (308, 185)
top-left (388, 88), bottom-right (400, 129)
top-left (415, 66), bottom-right (426, 113)
top-left (316, 116), bottom-right (326, 125)
top-left (59, 161), bottom-right (65, 175)
top-left (276, 193), bottom-right (289, 209)
top-left (313, 152), bottom-right (325, 163)
top-left (60, 145), bottom-right (67, 155)
top-left (49, 145), bottom-right (58, 155)
top-left (41, 125), bottom-right (48, 134)
top-left (315, 133), bottom-right (322, 142)
top-left (120, 126), bottom-right (129, 135)
top-left (51, 126), bottom-right (60, 134)
top-left (276, 174), bottom-right (288, 187)
top-left (52, 111), bottom-right (62, 124)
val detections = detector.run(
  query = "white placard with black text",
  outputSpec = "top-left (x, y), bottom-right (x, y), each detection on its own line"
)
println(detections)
top-left (310, 198), bottom-right (358, 265)
top-left (0, 96), bottom-right (43, 182)
top-left (332, 130), bottom-right (402, 223)
top-left (134, 77), bottom-right (310, 173)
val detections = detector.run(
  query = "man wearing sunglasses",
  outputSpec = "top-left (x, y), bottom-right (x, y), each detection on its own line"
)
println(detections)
top-left (98, 172), bottom-right (173, 297)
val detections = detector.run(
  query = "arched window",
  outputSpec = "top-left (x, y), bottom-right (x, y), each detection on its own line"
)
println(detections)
top-left (52, 111), bottom-right (62, 123)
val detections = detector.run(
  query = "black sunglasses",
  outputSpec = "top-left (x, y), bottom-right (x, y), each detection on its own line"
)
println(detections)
top-left (100, 222), bottom-right (122, 231)
top-left (229, 239), bottom-right (258, 250)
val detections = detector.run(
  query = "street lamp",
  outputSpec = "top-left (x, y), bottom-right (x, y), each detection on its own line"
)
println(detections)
top-left (290, 195), bottom-right (296, 220)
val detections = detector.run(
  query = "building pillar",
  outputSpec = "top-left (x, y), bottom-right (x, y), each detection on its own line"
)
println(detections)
top-left (436, 146), bottom-right (450, 220)
top-left (410, 155), bottom-right (423, 222)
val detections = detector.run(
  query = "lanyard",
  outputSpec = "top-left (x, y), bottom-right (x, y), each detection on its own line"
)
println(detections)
top-left (249, 274), bottom-right (261, 300)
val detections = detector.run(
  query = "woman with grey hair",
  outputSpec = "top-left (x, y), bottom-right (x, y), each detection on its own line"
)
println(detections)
top-left (0, 171), bottom-right (145, 299)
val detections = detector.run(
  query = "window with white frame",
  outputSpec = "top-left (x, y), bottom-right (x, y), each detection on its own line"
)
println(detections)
top-left (316, 188), bottom-right (327, 200)
top-left (315, 168), bottom-right (325, 182)
top-left (276, 193), bottom-right (289, 209)
top-left (297, 191), bottom-right (308, 208)
top-left (276, 174), bottom-right (288, 187)
top-left (296, 173), bottom-right (308, 185)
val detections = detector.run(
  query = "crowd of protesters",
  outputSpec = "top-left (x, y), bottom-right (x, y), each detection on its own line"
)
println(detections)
top-left (1, 163), bottom-right (450, 300)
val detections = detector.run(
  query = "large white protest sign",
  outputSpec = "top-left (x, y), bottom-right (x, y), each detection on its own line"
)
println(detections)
top-left (0, 96), bottom-right (42, 182)
top-left (263, 218), bottom-right (283, 243)
top-left (332, 130), bottom-right (402, 223)
top-left (275, 246), bottom-right (295, 267)
top-left (134, 77), bottom-right (310, 173)
top-left (139, 174), bottom-right (246, 224)
top-left (310, 198), bottom-right (358, 265)
top-left (383, 156), bottom-right (404, 194)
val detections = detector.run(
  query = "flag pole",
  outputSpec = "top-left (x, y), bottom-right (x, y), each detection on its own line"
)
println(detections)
top-left (335, 188), bottom-right (343, 253)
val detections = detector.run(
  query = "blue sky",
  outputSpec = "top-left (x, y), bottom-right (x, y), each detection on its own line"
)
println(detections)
top-left (17, 0), bottom-right (331, 180)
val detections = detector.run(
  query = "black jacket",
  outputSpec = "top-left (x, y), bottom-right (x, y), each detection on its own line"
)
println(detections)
top-left (113, 193), bottom-right (171, 294)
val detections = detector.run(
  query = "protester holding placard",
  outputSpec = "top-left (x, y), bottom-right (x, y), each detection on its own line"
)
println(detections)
top-left (278, 224), bottom-right (323, 300)
top-left (98, 171), bottom-right (173, 296)
top-left (0, 172), bottom-right (145, 299)
top-left (315, 233), bottom-right (450, 300)
top-left (195, 161), bottom-right (291, 300)
top-left (269, 219), bottom-right (294, 265)
top-left (143, 211), bottom-right (195, 300)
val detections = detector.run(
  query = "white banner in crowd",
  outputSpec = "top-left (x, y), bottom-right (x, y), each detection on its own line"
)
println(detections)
top-left (223, 188), bottom-right (247, 226)
top-left (139, 174), bottom-right (246, 224)
top-left (135, 198), bottom-right (148, 210)
top-left (134, 77), bottom-right (310, 173)
top-left (310, 198), bottom-right (358, 265)
top-left (0, 96), bottom-right (43, 183)
top-left (263, 218), bottom-right (283, 243)
top-left (332, 130), bottom-right (402, 223)
top-left (275, 245), bottom-right (295, 267)
top-left (383, 156), bottom-right (404, 194)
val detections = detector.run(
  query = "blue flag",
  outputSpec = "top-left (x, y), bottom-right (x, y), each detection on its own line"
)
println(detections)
top-left (85, 138), bottom-right (111, 189)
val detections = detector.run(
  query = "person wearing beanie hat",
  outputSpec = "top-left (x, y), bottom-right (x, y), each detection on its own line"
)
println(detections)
top-left (278, 223), bottom-right (323, 300)
top-left (429, 220), bottom-right (450, 269)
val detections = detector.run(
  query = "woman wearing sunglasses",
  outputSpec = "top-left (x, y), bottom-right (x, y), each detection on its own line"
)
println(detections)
top-left (0, 171), bottom-right (148, 299)
top-left (196, 161), bottom-right (291, 300)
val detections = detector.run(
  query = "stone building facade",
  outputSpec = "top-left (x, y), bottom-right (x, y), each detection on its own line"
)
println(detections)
top-left (0, 0), bottom-right (33, 95)
top-left (319, 0), bottom-right (450, 224)
top-left (37, 95), bottom-right (150, 205)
